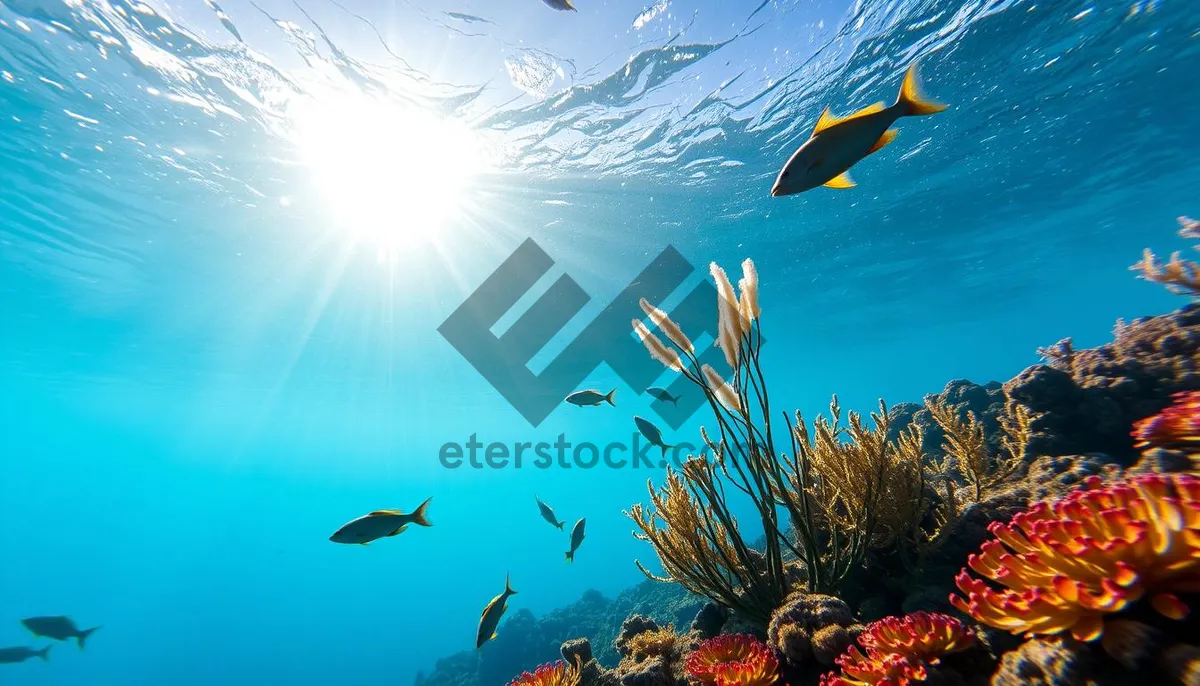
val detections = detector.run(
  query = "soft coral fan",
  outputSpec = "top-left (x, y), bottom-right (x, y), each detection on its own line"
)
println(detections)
top-left (684, 634), bottom-right (779, 686)
top-left (818, 612), bottom-right (975, 686)
top-left (1131, 216), bottom-right (1200, 296)
top-left (950, 473), bottom-right (1200, 642)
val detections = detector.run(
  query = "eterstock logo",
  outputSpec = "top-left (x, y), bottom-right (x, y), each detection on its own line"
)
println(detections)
top-left (439, 239), bottom-right (752, 429)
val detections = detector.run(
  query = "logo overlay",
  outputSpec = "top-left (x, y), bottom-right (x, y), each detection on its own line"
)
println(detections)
top-left (439, 238), bottom-right (753, 429)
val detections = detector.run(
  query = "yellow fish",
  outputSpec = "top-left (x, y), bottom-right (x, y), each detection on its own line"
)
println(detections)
top-left (770, 62), bottom-right (947, 197)
top-left (476, 574), bottom-right (517, 649)
top-left (328, 498), bottom-right (432, 545)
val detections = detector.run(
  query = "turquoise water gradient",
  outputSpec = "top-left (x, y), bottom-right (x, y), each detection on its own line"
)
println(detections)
top-left (1, 0), bottom-right (1198, 684)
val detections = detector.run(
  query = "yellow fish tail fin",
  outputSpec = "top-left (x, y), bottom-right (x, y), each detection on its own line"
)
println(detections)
top-left (564, 0), bottom-right (576, 9)
top-left (897, 62), bottom-right (947, 116)
top-left (412, 497), bottom-right (433, 527)
top-left (505, 573), bottom-right (517, 595)
top-left (565, 551), bottom-right (575, 563)
top-left (605, 388), bottom-right (616, 406)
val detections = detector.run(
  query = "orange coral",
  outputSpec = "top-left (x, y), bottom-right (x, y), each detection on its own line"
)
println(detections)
top-left (818, 612), bottom-right (975, 686)
top-left (506, 660), bottom-right (581, 686)
top-left (685, 634), bottom-right (779, 686)
top-left (857, 612), bottom-right (977, 662)
top-left (951, 473), bottom-right (1200, 642)
top-left (1133, 391), bottom-right (1200, 450)
top-left (820, 652), bottom-right (927, 686)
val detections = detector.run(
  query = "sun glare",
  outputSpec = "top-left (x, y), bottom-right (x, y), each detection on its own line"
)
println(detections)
top-left (288, 91), bottom-right (491, 248)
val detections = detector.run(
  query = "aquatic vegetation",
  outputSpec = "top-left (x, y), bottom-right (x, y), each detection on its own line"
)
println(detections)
top-left (627, 259), bottom-right (937, 625)
top-left (818, 612), bottom-right (976, 686)
top-left (1133, 391), bottom-right (1200, 452)
top-left (684, 634), bottom-right (779, 686)
top-left (924, 395), bottom-right (1032, 502)
top-left (626, 259), bottom-right (1037, 624)
top-left (505, 659), bottom-right (582, 686)
top-left (1132, 216), bottom-right (1200, 296)
top-left (950, 473), bottom-right (1200, 642)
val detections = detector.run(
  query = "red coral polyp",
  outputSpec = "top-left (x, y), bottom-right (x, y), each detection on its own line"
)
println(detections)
top-left (857, 611), bottom-right (975, 662)
top-left (950, 473), bottom-right (1200, 642)
top-left (685, 634), bottom-right (779, 686)
top-left (818, 612), bottom-right (974, 686)
top-left (1133, 391), bottom-right (1200, 450)
top-left (506, 661), bottom-right (578, 686)
top-left (819, 650), bottom-right (927, 686)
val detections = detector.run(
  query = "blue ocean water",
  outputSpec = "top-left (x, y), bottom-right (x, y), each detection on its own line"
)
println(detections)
top-left (0, 0), bottom-right (1197, 683)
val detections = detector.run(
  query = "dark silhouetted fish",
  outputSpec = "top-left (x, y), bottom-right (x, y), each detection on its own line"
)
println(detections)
top-left (536, 496), bottom-right (566, 530)
top-left (645, 387), bottom-right (680, 405)
top-left (0, 645), bottom-right (50, 663)
top-left (634, 416), bottom-right (674, 458)
top-left (541, 0), bottom-right (577, 11)
top-left (565, 517), bottom-right (586, 562)
top-left (476, 574), bottom-right (517, 649)
top-left (566, 388), bottom-right (615, 407)
top-left (21, 617), bottom-right (98, 650)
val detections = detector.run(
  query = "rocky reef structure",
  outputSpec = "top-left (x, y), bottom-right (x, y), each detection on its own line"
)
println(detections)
top-left (417, 216), bottom-right (1200, 686)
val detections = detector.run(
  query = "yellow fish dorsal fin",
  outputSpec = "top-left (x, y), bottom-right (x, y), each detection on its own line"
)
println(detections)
top-left (824, 171), bottom-right (856, 189)
top-left (848, 101), bottom-right (886, 121)
top-left (813, 102), bottom-right (886, 136)
top-left (867, 128), bottom-right (899, 155)
top-left (368, 509), bottom-right (402, 516)
top-left (812, 106), bottom-right (841, 135)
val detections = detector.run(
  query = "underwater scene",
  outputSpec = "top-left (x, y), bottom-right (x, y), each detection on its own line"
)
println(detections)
top-left (2, 0), bottom-right (1200, 684)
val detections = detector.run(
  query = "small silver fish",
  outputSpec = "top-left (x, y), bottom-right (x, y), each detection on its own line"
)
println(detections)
top-left (771, 62), bottom-right (947, 197)
top-left (20, 617), bottom-right (98, 650)
top-left (645, 387), bottom-right (680, 405)
top-left (541, 0), bottom-right (577, 11)
top-left (566, 388), bottom-right (616, 407)
top-left (565, 517), bottom-right (586, 562)
top-left (536, 496), bottom-right (566, 530)
top-left (329, 497), bottom-right (432, 545)
top-left (0, 645), bottom-right (50, 664)
top-left (634, 416), bottom-right (674, 459)
top-left (476, 574), bottom-right (517, 649)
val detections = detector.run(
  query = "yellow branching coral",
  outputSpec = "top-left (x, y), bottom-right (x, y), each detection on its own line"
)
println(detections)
top-left (1131, 216), bottom-right (1200, 296)
top-left (623, 625), bottom-right (682, 663)
top-left (925, 397), bottom-right (1030, 502)
top-left (950, 473), bottom-right (1200, 642)
top-left (627, 259), bottom-right (940, 626)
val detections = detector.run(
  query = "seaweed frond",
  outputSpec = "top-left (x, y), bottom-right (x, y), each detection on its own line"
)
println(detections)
top-left (925, 397), bottom-right (1025, 502)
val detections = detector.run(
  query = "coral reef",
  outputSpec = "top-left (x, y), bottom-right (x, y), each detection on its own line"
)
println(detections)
top-left (819, 612), bottom-right (982, 686)
top-left (506, 660), bottom-right (582, 686)
top-left (1007, 304), bottom-right (1200, 464)
top-left (684, 634), bottom-right (779, 686)
top-left (766, 592), bottom-right (857, 669)
top-left (420, 216), bottom-right (1200, 686)
top-left (951, 472), bottom-right (1200, 641)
